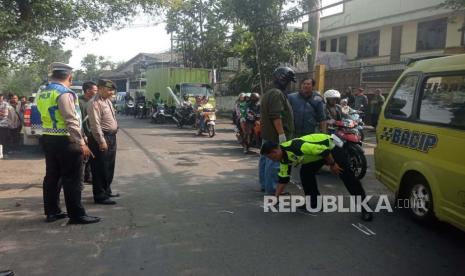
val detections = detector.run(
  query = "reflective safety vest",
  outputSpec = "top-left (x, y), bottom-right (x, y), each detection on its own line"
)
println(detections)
top-left (36, 83), bottom-right (81, 136)
top-left (278, 133), bottom-right (335, 183)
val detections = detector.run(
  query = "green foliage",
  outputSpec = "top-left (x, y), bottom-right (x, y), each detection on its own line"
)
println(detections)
top-left (0, 0), bottom-right (163, 67)
top-left (165, 0), bottom-right (231, 69)
top-left (439, 0), bottom-right (465, 11)
top-left (79, 54), bottom-right (118, 81)
top-left (227, 0), bottom-right (311, 92)
top-left (227, 69), bottom-right (256, 94)
top-left (0, 41), bottom-right (72, 96)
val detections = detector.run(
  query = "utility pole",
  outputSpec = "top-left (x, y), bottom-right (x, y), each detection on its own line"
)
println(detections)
top-left (307, 0), bottom-right (321, 73)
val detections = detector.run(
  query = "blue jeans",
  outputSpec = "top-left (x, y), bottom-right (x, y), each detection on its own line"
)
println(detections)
top-left (259, 154), bottom-right (279, 195)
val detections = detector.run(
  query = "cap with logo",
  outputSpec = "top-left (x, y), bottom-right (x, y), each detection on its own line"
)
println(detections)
top-left (98, 79), bottom-right (117, 90)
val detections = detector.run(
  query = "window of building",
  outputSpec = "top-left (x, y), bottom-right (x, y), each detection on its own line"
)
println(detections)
top-left (330, 38), bottom-right (338, 52)
top-left (416, 18), bottom-right (447, 51)
top-left (357, 31), bottom-right (380, 58)
top-left (385, 75), bottom-right (418, 119)
top-left (339, 36), bottom-right (347, 54)
top-left (419, 75), bottom-right (465, 129)
top-left (320, 40), bottom-right (327, 52)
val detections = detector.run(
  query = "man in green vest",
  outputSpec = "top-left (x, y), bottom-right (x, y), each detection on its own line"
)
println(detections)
top-left (37, 62), bottom-right (100, 225)
top-left (260, 133), bottom-right (373, 221)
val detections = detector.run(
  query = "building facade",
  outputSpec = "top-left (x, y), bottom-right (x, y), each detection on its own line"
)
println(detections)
top-left (304, 0), bottom-right (464, 65)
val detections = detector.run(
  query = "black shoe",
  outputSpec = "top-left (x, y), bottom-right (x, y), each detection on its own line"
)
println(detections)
top-left (361, 210), bottom-right (373, 221)
top-left (95, 198), bottom-right (116, 205)
top-left (45, 212), bottom-right (68, 223)
top-left (0, 270), bottom-right (14, 276)
top-left (107, 193), bottom-right (120, 198)
top-left (68, 215), bottom-right (101, 225)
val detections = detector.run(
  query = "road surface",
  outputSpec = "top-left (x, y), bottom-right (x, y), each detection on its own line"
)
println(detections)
top-left (1, 116), bottom-right (464, 275)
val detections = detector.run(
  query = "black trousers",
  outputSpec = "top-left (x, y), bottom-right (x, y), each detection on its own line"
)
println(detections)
top-left (89, 133), bottom-right (117, 201)
top-left (41, 135), bottom-right (86, 218)
top-left (300, 146), bottom-right (366, 207)
top-left (0, 127), bottom-right (10, 152)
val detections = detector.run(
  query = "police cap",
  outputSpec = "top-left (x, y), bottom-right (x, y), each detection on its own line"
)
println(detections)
top-left (50, 62), bottom-right (73, 73)
top-left (98, 79), bottom-right (117, 90)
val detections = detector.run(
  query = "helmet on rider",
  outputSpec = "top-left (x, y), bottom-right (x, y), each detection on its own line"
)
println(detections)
top-left (250, 93), bottom-right (260, 103)
top-left (272, 66), bottom-right (296, 89)
top-left (323, 89), bottom-right (341, 106)
top-left (238, 93), bottom-right (246, 101)
top-left (183, 95), bottom-right (189, 101)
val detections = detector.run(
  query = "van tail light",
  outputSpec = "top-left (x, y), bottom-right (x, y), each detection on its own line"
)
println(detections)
top-left (24, 107), bottom-right (31, 127)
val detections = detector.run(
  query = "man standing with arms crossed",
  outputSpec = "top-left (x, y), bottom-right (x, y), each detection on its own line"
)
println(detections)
top-left (37, 62), bottom-right (100, 224)
top-left (88, 79), bottom-right (119, 205)
top-left (259, 66), bottom-right (296, 194)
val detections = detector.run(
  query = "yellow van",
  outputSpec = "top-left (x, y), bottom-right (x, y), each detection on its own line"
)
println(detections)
top-left (375, 54), bottom-right (465, 231)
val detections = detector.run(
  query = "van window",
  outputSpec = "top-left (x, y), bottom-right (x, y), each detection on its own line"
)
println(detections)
top-left (385, 75), bottom-right (418, 118)
top-left (419, 75), bottom-right (465, 129)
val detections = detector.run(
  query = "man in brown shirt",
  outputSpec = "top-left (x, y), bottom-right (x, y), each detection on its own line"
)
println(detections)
top-left (88, 79), bottom-right (119, 205)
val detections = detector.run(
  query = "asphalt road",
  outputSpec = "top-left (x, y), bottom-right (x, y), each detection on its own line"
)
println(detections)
top-left (1, 116), bottom-right (465, 276)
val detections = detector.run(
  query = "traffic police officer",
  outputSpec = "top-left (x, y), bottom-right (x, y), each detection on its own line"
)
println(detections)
top-left (37, 62), bottom-right (100, 224)
top-left (260, 133), bottom-right (373, 221)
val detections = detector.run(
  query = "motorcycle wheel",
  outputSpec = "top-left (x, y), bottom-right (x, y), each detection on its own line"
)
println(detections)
top-left (345, 143), bottom-right (367, 180)
top-left (208, 124), bottom-right (215, 137)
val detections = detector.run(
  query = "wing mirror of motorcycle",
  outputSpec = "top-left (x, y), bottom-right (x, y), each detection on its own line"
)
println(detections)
top-left (331, 134), bottom-right (344, 148)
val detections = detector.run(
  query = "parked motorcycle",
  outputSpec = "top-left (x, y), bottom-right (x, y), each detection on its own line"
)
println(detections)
top-left (197, 104), bottom-right (216, 137)
top-left (151, 103), bottom-right (173, 124)
top-left (173, 105), bottom-right (196, 128)
top-left (329, 118), bottom-right (367, 179)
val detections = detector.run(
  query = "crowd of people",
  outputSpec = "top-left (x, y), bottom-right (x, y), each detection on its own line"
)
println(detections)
top-left (256, 66), bottom-right (383, 221)
top-left (0, 93), bottom-right (31, 156)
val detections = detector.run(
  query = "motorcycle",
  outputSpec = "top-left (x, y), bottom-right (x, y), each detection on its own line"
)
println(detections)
top-left (197, 104), bottom-right (217, 137)
top-left (329, 118), bottom-right (367, 179)
top-left (173, 104), bottom-right (196, 128)
top-left (135, 102), bottom-right (147, 119)
top-left (235, 111), bottom-right (261, 153)
top-left (151, 103), bottom-right (173, 124)
top-left (125, 100), bottom-right (135, 116)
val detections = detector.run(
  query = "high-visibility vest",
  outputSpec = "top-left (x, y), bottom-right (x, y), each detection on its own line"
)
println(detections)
top-left (37, 83), bottom-right (81, 136)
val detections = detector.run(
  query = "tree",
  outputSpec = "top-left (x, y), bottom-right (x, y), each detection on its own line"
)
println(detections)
top-left (79, 54), bottom-right (117, 81)
top-left (227, 0), bottom-right (311, 93)
top-left (440, 0), bottom-right (465, 11)
top-left (0, 41), bottom-right (72, 96)
top-left (165, 0), bottom-right (231, 69)
top-left (0, 0), bottom-right (163, 67)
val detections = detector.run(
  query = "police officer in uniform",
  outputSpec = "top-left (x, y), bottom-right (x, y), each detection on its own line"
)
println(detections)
top-left (260, 133), bottom-right (373, 221)
top-left (87, 79), bottom-right (119, 205)
top-left (37, 62), bottom-right (100, 224)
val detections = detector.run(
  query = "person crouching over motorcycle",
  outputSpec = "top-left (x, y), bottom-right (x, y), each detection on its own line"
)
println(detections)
top-left (260, 134), bottom-right (373, 221)
top-left (243, 93), bottom-right (261, 153)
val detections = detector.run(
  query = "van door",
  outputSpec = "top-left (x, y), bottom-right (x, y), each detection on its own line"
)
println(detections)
top-left (416, 74), bottom-right (465, 226)
top-left (376, 74), bottom-right (419, 189)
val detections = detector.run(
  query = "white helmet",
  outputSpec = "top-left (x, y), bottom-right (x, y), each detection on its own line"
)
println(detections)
top-left (323, 89), bottom-right (341, 100)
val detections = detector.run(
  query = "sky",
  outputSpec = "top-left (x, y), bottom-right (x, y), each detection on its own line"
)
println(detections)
top-left (64, 0), bottom-right (343, 69)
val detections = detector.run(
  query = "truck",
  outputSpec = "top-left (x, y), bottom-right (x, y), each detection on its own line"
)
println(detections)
top-left (144, 67), bottom-right (214, 107)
